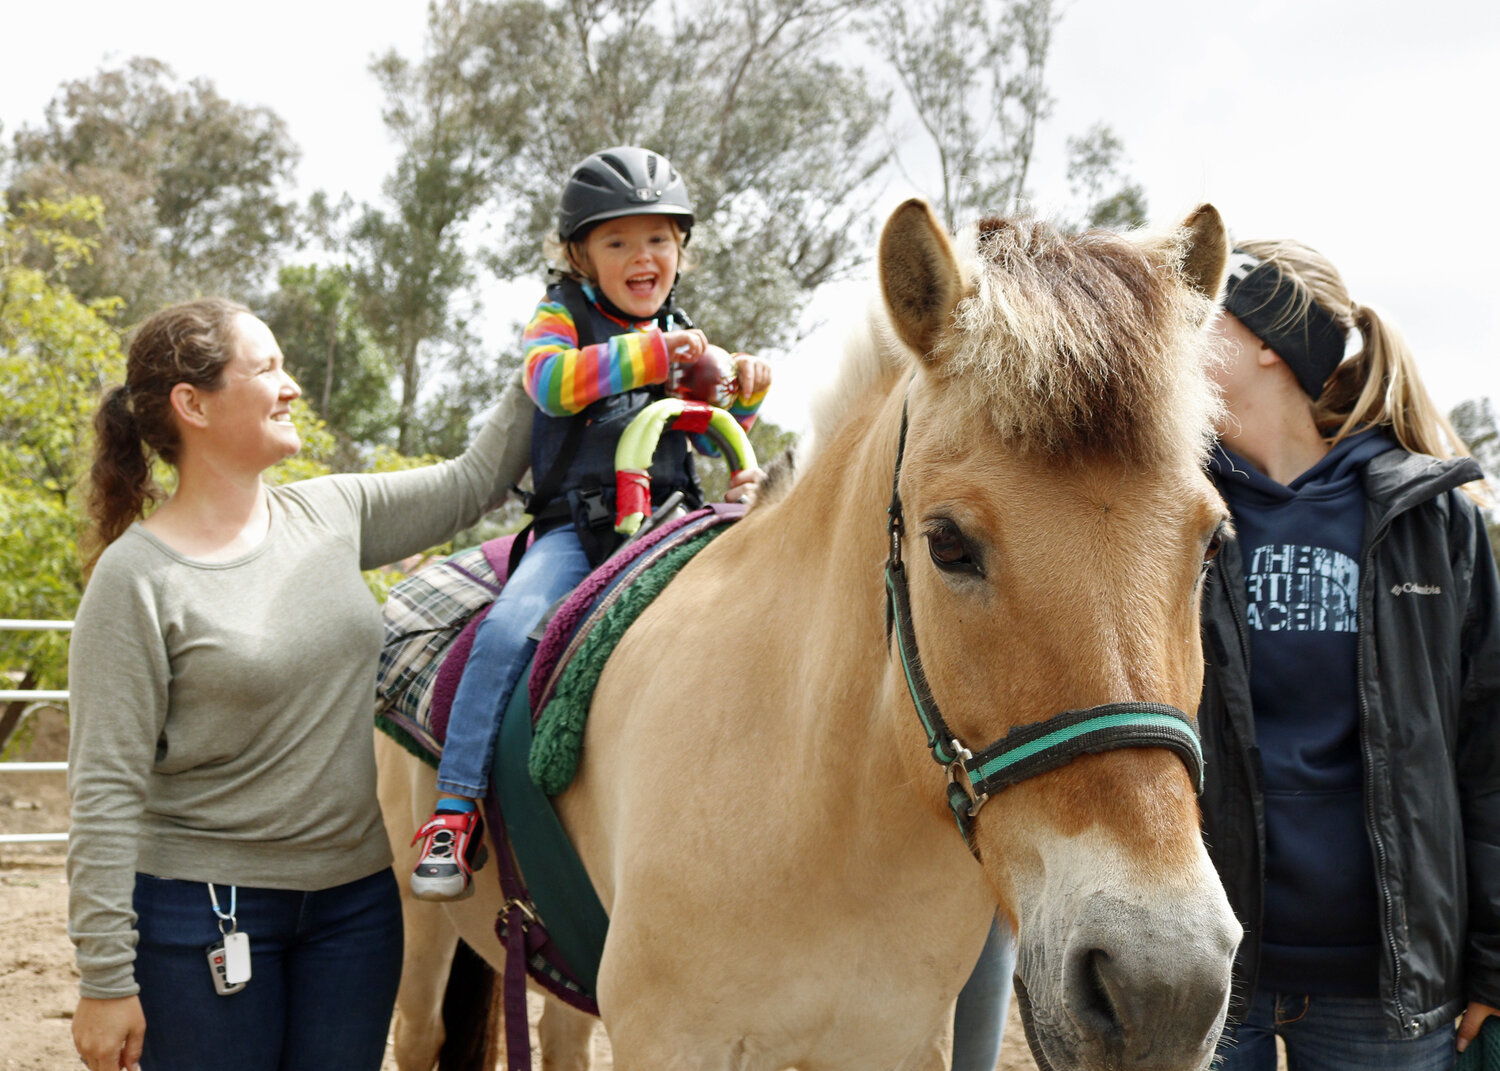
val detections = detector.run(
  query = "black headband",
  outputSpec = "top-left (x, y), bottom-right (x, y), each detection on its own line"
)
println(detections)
top-left (1222, 249), bottom-right (1346, 399)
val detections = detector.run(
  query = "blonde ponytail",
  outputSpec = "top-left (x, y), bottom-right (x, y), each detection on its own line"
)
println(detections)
top-left (1316, 302), bottom-right (1470, 462)
top-left (1236, 239), bottom-right (1484, 500)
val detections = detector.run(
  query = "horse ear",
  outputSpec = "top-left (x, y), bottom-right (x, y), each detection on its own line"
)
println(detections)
top-left (1177, 203), bottom-right (1228, 303)
top-left (879, 198), bottom-right (965, 359)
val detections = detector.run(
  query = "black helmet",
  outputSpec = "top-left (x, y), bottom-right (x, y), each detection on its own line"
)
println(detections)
top-left (557, 146), bottom-right (694, 243)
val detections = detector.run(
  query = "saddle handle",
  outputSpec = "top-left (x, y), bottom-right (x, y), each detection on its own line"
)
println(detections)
top-left (613, 399), bottom-right (758, 535)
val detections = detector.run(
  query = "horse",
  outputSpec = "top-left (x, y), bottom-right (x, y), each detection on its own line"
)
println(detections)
top-left (378, 197), bottom-right (1242, 1071)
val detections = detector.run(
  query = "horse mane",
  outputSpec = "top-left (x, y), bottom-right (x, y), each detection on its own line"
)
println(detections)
top-left (806, 216), bottom-right (1222, 468)
top-left (938, 216), bottom-right (1221, 463)
top-left (802, 296), bottom-right (911, 464)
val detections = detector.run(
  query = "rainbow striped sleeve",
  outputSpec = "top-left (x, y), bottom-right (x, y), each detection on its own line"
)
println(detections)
top-left (689, 370), bottom-right (769, 459)
top-left (726, 380), bottom-right (769, 432)
top-left (522, 298), bottom-right (670, 416)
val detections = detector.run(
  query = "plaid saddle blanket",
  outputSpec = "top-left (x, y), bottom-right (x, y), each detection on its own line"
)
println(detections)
top-left (374, 537), bottom-right (518, 764)
top-left (374, 504), bottom-right (745, 769)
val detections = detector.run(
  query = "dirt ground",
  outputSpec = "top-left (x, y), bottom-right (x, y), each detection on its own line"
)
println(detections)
top-left (0, 708), bottom-right (1038, 1070)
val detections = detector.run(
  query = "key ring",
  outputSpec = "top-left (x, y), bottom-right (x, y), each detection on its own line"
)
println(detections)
top-left (207, 882), bottom-right (238, 936)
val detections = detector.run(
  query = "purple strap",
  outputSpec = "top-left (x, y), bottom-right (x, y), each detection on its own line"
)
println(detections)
top-left (483, 788), bottom-right (538, 1071)
top-left (481, 533), bottom-right (520, 585)
top-left (501, 905), bottom-right (532, 1070)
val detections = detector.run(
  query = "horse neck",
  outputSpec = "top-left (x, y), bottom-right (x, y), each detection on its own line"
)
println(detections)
top-left (768, 373), bottom-right (948, 818)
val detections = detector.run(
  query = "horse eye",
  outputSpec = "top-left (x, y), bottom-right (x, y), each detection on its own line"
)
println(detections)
top-left (926, 522), bottom-right (977, 573)
top-left (1202, 528), bottom-right (1225, 570)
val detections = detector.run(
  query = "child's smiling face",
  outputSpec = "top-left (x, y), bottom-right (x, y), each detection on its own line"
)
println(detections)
top-left (579, 214), bottom-right (681, 319)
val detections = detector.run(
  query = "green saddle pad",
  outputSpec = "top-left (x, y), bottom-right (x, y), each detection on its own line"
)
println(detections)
top-left (489, 523), bottom-right (727, 999)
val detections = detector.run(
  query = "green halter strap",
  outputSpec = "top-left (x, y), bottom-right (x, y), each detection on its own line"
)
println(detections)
top-left (882, 389), bottom-right (1204, 843)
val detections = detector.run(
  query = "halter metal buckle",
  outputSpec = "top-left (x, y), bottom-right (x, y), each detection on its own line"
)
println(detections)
top-left (945, 741), bottom-right (990, 818)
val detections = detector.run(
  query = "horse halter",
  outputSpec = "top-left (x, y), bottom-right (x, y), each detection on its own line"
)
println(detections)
top-left (883, 390), bottom-right (1205, 844)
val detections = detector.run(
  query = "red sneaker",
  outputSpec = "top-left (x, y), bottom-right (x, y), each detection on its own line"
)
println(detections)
top-left (410, 809), bottom-right (487, 901)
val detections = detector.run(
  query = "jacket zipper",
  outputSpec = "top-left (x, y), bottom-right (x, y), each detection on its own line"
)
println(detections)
top-left (1357, 518), bottom-right (1412, 1036)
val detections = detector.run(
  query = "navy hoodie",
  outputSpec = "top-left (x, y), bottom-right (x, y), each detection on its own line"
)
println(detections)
top-left (1211, 428), bottom-right (1394, 995)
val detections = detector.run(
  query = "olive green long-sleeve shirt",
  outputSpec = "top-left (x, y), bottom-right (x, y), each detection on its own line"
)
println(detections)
top-left (67, 376), bottom-right (531, 999)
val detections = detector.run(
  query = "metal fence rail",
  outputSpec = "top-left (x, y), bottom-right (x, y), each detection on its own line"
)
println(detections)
top-left (2, 620), bottom-right (71, 846)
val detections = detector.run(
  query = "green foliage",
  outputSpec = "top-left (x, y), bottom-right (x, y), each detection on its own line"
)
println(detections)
top-left (0, 195), bottom-right (124, 689)
top-left (870, 0), bottom-right (1054, 231)
top-left (8, 57), bottom-right (300, 321)
top-left (1064, 123), bottom-right (1148, 232)
top-left (260, 264), bottom-right (398, 466)
top-left (341, 1), bottom-right (521, 455)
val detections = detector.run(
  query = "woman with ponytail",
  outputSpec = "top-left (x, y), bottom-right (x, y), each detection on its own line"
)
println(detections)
top-left (1197, 241), bottom-right (1500, 1068)
top-left (66, 298), bottom-right (532, 1071)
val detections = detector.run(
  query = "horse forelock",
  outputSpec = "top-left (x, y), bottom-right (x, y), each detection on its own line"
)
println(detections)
top-left (933, 217), bottom-right (1222, 465)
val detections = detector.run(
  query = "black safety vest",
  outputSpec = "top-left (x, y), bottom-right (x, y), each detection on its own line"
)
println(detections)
top-left (527, 279), bottom-right (701, 528)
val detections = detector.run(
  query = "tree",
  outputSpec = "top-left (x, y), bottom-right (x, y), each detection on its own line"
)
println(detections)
top-left (870, 0), bottom-right (1054, 231)
top-left (0, 194), bottom-right (123, 744)
top-left (350, 0), bottom-right (888, 453)
top-left (1064, 122), bottom-right (1148, 231)
top-left (344, 0), bottom-right (530, 454)
top-left (7, 58), bottom-right (300, 321)
top-left (260, 264), bottom-right (399, 467)
top-left (474, 0), bottom-right (889, 350)
top-left (871, 0), bottom-right (1146, 234)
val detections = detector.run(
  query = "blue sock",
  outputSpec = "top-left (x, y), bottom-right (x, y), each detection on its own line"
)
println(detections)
top-left (435, 797), bottom-right (476, 814)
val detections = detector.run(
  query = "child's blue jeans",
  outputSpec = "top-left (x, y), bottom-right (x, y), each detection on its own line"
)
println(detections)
top-left (436, 523), bottom-right (592, 797)
top-left (1215, 989), bottom-right (1457, 1071)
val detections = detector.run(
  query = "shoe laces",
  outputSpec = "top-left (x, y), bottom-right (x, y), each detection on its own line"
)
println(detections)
top-left (424, 828), bottom-right (457, 861)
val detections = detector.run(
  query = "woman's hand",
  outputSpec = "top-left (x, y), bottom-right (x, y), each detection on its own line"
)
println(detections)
top-left (724, 466), bottom-right (766, 507)
top-left (662, 329), bottom-right (708, 364)
top-left (731, 353), bottom-right (772, 403)
top-left (74, 995), bottom-right (145, 1070)
top-left (1457, 1000), bottom-right (1500, 1052)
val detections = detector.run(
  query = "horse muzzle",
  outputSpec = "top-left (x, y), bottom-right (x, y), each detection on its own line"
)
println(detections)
top-left (1011, 843), bottom-right (1241, 1071)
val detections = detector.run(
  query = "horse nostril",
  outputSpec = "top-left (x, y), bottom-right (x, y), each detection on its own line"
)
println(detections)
top-left (1071, 946), bottom-right (1127, 1049)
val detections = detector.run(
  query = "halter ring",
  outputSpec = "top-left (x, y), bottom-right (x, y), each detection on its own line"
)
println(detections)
top-left (945, 743), bottom-right (989, 817)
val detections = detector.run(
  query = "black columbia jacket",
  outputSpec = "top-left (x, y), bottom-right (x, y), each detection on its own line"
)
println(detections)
top-left (1198, 447), bottom-right (1500, 1039)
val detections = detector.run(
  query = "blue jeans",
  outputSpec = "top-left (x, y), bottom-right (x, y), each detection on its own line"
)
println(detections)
top-left (132, 868), bottom-right (403, 1071)
top-left (952, 916), bottom-right (1017, 1071)
top-left (436, 524), bottom-right (592, 797)
top-left (1215, 989), bottom-right (1456, 1071)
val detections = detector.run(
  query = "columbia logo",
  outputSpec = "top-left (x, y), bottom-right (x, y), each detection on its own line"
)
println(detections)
top-left (1391, 582), bottom-right (1441, 596)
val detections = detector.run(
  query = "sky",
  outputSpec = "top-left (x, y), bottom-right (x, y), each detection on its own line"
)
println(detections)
top-left (3, 0), bottom-right (1496, 435)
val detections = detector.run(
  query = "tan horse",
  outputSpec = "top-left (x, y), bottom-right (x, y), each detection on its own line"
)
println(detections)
top-left (379, 198), bottom-right (1241, 1071)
